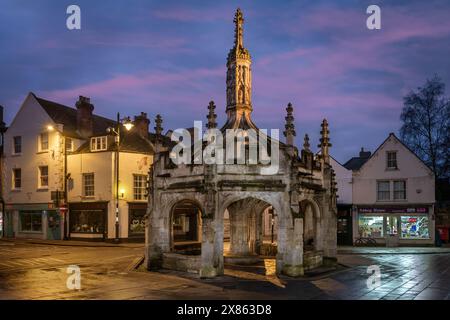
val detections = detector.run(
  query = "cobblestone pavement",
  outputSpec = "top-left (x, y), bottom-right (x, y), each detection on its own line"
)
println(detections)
top-left (1, 240), bottom-right (449, 300)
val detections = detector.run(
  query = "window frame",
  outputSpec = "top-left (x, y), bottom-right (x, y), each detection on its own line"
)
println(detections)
top-left (377, 180), bottom-right (391, 201)
top-left (82, 173), bottom-right (95, 197)
top-left (19, 211), bottom-right (43, 233)
top-left (39, 132), bottom-right (49, 152)
top-left (393, 180), bottom-right (407, 200)
top-left (38, 165), bottom-right (49, 189)
top-left (133, 174), bottom-right (148, 201)
top-left (90, 136), bottom-right (107, 152)
top-left (65, 137), bottom-right (73, 152)
top-left (12, 136), bottom-right (22, 155)
top-left (386, 151), bottom-right (398, 170)
top-left (12, 168), bottom-right (22, 190)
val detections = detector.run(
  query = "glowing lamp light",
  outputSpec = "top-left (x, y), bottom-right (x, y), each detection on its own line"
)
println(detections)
top-left (120, 188), bottom-right (125, 198)
top-left (122, 117), bottom-right (134, 131)
top-left (47, 125), bottom-right (54, 131)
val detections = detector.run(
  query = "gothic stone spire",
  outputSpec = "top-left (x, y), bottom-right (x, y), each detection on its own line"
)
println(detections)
top-left (226, 8), bottom-right (253, 120)
top-left (206, 101), bottom-right (217, 129)
top-left (283, 103), bottom-right (296, 146)
top-left (154, 114), bottom-right (163, 136)
top-left (318, 118), bottom-right (332, 163)
top-left (303, 134), bottom-right (310, 152)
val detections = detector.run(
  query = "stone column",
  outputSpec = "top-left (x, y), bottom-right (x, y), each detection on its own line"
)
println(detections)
top-left (282, 218), bottom-right (304, 277)
top-left (228, 205), bottom-right (251, 255)
top-left (145, 203), bottom-right (171, 270)
top-left (200, 217), bottom-right (218, 278)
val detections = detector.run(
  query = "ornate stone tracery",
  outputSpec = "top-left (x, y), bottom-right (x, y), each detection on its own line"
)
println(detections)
top-left (145, 8), bottom-right (337, 278)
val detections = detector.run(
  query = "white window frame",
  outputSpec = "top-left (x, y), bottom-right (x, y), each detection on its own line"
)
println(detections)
top-left (386, 151), bottom-right (398, 169)
top-left (377, 180), bottom-right (390, 201)
top-left (83, 173), bottom-right (95, 197)
top-left (133, 174), bottom-right (147, 201)
top-left (393, 180), bottom-right (407, 200)
top-left (39, 132), bottom-right (49, 152)
top-left (13, 136), bottom-right (22, 155)
top-left (90, 136), bottom-right (107, 152)
top-left (38, 166), bottom-right (49, 189)
top-left (12, 168), bottom-right (22, 190)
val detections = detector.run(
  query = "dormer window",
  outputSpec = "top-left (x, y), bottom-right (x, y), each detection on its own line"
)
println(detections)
top-left (90, 136), bottom-right (107, 152)
top-left (386, 151), bottom-right (397, 169)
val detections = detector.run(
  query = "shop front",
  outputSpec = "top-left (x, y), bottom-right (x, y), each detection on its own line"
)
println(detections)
top-left (69, 201), bottom-right (108, 241)
top-left (354, 206), bottom-right (435, 246)
top-left (2, 203), bottom-right (63, 240)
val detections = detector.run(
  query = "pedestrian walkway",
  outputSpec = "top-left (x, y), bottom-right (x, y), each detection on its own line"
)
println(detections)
top-left (0, 238), bottom-right (144, 248)
top-left (338, 245), bottom-right (450, 255)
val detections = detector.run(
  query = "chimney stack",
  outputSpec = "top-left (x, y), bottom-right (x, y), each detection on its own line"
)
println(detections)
top-left (134, 112), bottom-right (150, 137)
top-left (76, 96), bottom-right (94, 139)
top-left (359, 147), bottom-right (371, 158)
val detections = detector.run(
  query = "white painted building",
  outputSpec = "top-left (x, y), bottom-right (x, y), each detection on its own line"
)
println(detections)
top-left (1, 93), bottom-right (156, 241)
top-left (332, 133), bottom-right (436, 246)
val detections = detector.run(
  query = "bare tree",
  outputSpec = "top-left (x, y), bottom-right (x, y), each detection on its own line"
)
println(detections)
top-left (400, 75), bottom-right (450, 179)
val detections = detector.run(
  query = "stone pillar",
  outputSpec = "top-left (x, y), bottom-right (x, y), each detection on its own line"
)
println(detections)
top-left (282, 218), bottom-right (304, 277)
top-left (200, 218), bottom-right (218, 278)
top-left (145, 204), bottom-right (170, 270)
top-left (229, 205), bottom-right (251, 255)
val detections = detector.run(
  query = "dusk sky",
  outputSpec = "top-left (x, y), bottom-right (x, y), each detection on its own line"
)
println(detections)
top-left (1, 0), bottom-right (450, 163)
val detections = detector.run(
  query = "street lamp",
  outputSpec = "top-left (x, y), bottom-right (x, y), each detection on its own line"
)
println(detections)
top-left (107, 113), bottom-right (133, 243)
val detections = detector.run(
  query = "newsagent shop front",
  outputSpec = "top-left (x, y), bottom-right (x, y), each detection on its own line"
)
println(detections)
top-left (353, 206), bottom-right (435, 246)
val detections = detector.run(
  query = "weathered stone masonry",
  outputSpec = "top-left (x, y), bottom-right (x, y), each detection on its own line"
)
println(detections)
top-left (145, 8), bottom-right (338, 278)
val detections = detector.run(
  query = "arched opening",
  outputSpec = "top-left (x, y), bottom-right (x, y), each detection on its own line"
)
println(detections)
top-left (300, 200), bottom-right (319, 252)
top-left (171, 200), bottom-right (202, 255)
top-left (223, 197), bottom-right (277, 271)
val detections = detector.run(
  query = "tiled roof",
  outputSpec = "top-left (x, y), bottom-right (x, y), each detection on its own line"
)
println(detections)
top-left (343, 157), bottom-right (370, 171)
top-left (75, 131), bottom-right (157, 154)
top-left (33, 93), bottom-right (116, 138)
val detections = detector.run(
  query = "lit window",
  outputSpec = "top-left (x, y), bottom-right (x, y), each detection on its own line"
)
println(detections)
top-left (377, 181), bottom-right (390, 201)
top-left (358, 215), bottom-right (384, 238)
top-left (393, 180), bottom-right (406, 200)
top-left (90, 136), bottom-right (107, 151)
top-left (401, 216), bottom-right (429, 239)
top-left (39, 166), bottom-right (49, 188)
top-left (133, 174), bottom-right (147, 200)
top-left (83, 173), bottom-right (95, 197)
top-left (387, 151), bottom-right (397, 169)
top-left (39, 132), bottom-right (49, 151)
top-left (13, 168), bottom-right (21, 189)
top-left (13, 136), bottom-right (22, 154)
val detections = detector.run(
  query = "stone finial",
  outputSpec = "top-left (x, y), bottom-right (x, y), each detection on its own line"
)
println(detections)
top-left (303, 134), bottom-right (310, 152)
top-left (233, 8), bottom-right (244, 49)
top-left (154, 114), bottom-right (163, 136)
top-left (283, 103), bottom-right (296, 146)
top-left (206, 101), bottom-right (217, 129)
top-left (318, 118), bottom-right (332, 163)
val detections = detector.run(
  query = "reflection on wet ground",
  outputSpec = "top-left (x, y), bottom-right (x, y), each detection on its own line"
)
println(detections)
top-left (1, 241), bottom-right (450, 300)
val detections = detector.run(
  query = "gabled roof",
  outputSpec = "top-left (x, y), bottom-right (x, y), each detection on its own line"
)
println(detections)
top-left (346, 132), bottom-right (433, 174)
top-left (32, 93), bottom-right (116, 138)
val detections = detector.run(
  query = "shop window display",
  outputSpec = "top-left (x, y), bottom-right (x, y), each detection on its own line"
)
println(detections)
top-left (401, 215), bottom-right (429, 239)
top-left (70, 210), bottom-right (104, 234)
top-left (358, 215), bottom-right (383, 238)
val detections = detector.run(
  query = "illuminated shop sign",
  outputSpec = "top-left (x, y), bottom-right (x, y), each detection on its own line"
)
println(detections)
top-left (359, 207), bottom-right (428, 214)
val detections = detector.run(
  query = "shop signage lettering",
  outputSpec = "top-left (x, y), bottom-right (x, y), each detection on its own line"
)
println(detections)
top-left (359, 207), bottom-right (428, 214)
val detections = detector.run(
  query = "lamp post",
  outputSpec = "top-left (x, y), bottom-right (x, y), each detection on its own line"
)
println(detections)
top-left (107, 113), bottom-right (133, 243)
